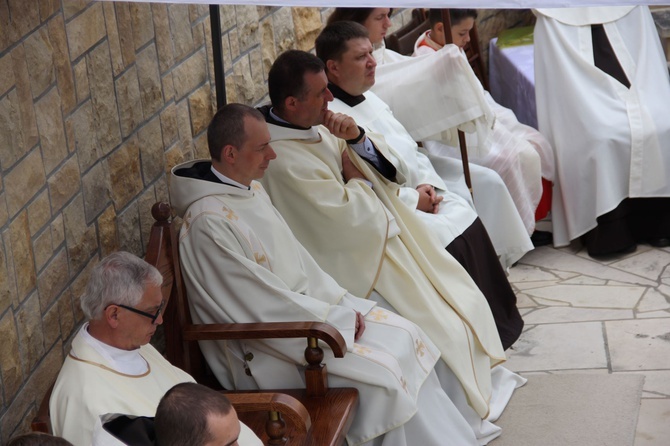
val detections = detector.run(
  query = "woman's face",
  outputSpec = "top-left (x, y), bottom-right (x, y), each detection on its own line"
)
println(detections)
top-left (451, 17), bottom-right (475, 49)
top-left (362, 8), bottom-right (392, 44)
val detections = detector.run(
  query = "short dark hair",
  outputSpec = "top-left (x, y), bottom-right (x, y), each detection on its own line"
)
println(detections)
top-left (316, 21), bottom-right (370, 68)
top-left (7, 433), bottom-right (73, 446)
top-left (155, 383), bottom-right (234, 446)
top-left (207, 103), bottom-right (264, 161)
top-left (429, 9), bottom-right (478, 27)
top-left (327, 8), bottom-right (394, 26)
top-left (268, 50), bottom-right (325, 112)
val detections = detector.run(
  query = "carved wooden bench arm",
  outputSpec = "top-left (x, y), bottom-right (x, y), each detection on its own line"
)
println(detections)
top-left (226, 392), bottom-right (311, 435)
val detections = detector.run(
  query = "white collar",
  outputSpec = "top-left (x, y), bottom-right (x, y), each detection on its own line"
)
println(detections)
top-left (80, 323), bottom-right (149, 375)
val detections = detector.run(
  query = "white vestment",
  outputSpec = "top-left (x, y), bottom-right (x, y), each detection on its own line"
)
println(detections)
top-left (329, 92), bottom-right (532, 268)
top-left (170, 162), bottom-right (481, 445)
top-left (259, 121), bottom-right (509, 421)
top-left (49, 327), bottom-right (194, 446)
top-left (533, 6), bottom-right (670, 246)
top-left (411, 34), bottom-right (555, 235)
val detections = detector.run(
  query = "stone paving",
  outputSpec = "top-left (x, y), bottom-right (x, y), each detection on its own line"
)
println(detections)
top-left (506, 242), bottom-right (670, 445)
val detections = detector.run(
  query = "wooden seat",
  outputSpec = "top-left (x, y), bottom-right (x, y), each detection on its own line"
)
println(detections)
top-left (385, 9), bottom-right (429, 55)
top-left (146, 202), bottom-right (358, 445)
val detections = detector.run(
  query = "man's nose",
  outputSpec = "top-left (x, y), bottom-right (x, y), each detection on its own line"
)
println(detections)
top-left (325, 87), bottom-right (334, 102)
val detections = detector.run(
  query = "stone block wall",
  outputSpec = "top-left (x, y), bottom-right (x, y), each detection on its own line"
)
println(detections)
top-left (0, 2), bottom-right (529, 440)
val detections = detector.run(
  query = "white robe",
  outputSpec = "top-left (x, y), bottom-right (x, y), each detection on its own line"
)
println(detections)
top-left (259, 122), bottom-right (508, 420)
top-left (329, 92), bottom-right (532, 268)
top-left (411, 34), bottom-right (555, 235)
top-left (49, 327), bottom-right (195, 446)
top-left (169, 163), bottom-right (479, 445)
top-left (533, 6), bottom-right (670, 246)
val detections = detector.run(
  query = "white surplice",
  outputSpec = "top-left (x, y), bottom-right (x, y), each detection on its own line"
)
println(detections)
top-left (329, 92), bottom-right (532, 268)
top-left (533, 6), bottom-right (670, 246)
top-left (49, 327), bottom-right (195, 446)
top-left (170, 162), bottom-right (481, 445)
top-left (259, 121), bottom-right (510, 421)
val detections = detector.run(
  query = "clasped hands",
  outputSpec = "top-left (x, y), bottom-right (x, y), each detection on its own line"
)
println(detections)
top-left (416, 184), bottom-right (443, 214)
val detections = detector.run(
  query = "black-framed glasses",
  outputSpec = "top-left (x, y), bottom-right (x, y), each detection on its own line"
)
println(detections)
top-left (116, 300), bottom-right (166, 324)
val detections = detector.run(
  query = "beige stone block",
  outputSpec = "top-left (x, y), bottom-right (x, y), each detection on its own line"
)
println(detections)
top-left (1, 230), bottom-right (19, 310)
top-left (215, 5), bottom-right (234, 33)
top-left (27, 190), bottom-right (51, 236)
top-left (151, 3), bottom-right (174, 74)
top-left (249, 48), bottom-right (266, 103)
top-left (114, 2), bottom-right (136, 68)
top-left (229, 28), bottom-right (240, 61)
top-left (0, 310), bottom-right (22, 402)
top-left (63, 0), bottom-right (92, 20)
top-left (73, 59), bottom-right (90, 103)
top-left (155, 177), bottom-right (169, 205)
top-left (162, 72), bottom-right (175, 103)
top-left (258, 5), bottom-right (277, 18)
top-left (7, 0), bottom-right (40, 41)
top-left (58, 288), bottom-right (76, 339)
top-left (130, 3), bottom-right (154, 51)
top-left (80, 160), bottom-right (110, 222)
top-left (136, 44), bottom-right (164, 118)
top-left (39, 0), bottom-right (60, 21)
top-left (236, 5), bottom-right (260, 53)
top-left (67, 100), bottom-right (102, 171)
top-left (224, 74), bottom-right (239, 105)
top-left (0, 52), bottom-right (15, 97)
top-left (0, 249), bottom-right (10, 318)
top-left (272, 8), bottom-right (296, 54)
top-left (66, 2), bottom-right (105, 61)
top-left (10, 211), bottom-right (37, 300)
top-left (48, 155), bottom-right (81, 215)
top-left (23, 26), bottom-right (55, 98)
top-left (138, 187), bottom-right (157, 249)
top-left (98, 205), bottom-right (119, 257)
top-left (192, 131), bottom-right (209, 160)
top-left (176, 99), bottom-right (194, 146)
top-left (87, 43), bottom-right (122, 154)
top-left (70, 256), bottom-right (98, 320)
top-left (172, 48), bottom-right (207, 101)
top-left (0, 2), bottom-right (10, 53)
top-left (189, 4), bottom-right (208, 22)
top-left (188, 83), bottom-right (214, 137)
top-left (0, 90), bottom-right (25, 170)
top-left (138, 116), bottom-right (165, 184)
top-left (37, 248), bottom-right (69, 313)
top-left (160, 103), bottom-right (179, 147)
top-left (165, 143), bottom-right (189, 175)
top-left (0, 192), bottom-right (8, 228)
top-left (0, 338), bottom-right (63, 444)
top-left (118, 201), bottom-right (142, 255)
top-left (42, 294), bottom-right (61, 349)
top-left (260, 18), bottom-right (276, 81)
top-left (5, 148), bottom-right (46, 219)
top-left (63, 195), bottom-right (97, 276)
top-left (169, 4), bottom-right (194, 62)
top-left (115, 66), bottom-right (143, 138)
top-left (109, 136), bottom-right (143, 209)
top-left (102, 1), bottom-right (124, 77)
top-left (51, 214), bottom-right (65, 248)
top-left (231, 55), bottom-right (255, 104)
top-left (193, 20), bottom-right (205, 49)
top-left (33, 229), bottom-right (53, 272)
top-left (35, 88), bottom-right (68, 174)
top-left (48, 14), bottom-right (76, 114)
top-left (17, 292), bottom-right (45, 371)
top-left (292, 7), bottom-right (322, 52)
top-left (12, 45), bottom-right (39, 154)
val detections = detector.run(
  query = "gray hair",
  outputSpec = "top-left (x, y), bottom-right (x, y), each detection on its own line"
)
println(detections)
top-left (80, 251), bottom-right (163, 320)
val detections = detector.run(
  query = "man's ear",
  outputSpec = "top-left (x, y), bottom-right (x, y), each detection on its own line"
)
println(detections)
top-left (435, 22), bottom-right (445, 37)
top-left (221, 144), bottom-right (237, 164)
top-left (326, 59), bottom-right (339, 78)
top-left (104, 305), bottom-right (121, 329)
top-left (284, 95), bottom-right (298, 112)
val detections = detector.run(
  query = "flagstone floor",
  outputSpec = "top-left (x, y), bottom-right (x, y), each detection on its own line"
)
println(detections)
top-left (506, 241), bottom-right (670, 445)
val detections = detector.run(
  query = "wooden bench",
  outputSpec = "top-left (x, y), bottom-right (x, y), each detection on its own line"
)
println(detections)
top-left (145, 202), bottom-right (358, 445)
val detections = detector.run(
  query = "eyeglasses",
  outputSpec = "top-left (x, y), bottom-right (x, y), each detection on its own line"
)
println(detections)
top-left (115, 300), bottom-right (166, 324)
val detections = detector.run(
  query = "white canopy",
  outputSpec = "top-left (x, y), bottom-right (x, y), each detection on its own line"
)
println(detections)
top-left (97, 1), bottom-right (667, 9)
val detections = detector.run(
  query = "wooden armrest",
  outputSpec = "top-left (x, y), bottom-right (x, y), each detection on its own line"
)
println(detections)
top-left (225, 392), bottom-right (311, 433)
top-left (31, 382), bottom-right (55, 433)
top-left (183, 321), bottom-right (347, 358)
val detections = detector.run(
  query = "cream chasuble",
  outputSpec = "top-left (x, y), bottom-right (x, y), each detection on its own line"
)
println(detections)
top-left (170, 162), bottom-right (458, 445)
top-left (50, 327), bottom-right (194, 446)
top-left (370, 42), bottom-right (494, 151)
top-left (534, 6), bottom-right (670, 246)
top-left (329, 92), bottom-right (533, 268)
top-left (260, 123), bottom-right (506, 419)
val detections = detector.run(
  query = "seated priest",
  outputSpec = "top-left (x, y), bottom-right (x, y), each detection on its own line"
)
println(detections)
top-left (413, 8), bottom-right (555, 242)
top-left (170, 103), bottom-right (526, 445)
top-left (315, 21), bottom-right (525, 343)
top-left (48, 251), bottom-right (261, 446)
